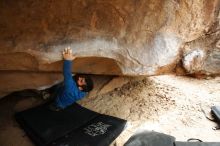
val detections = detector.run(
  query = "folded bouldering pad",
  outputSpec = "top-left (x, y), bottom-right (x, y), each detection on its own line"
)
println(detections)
top-left (124, 131), bottom-right (220, 146)
top-left (15, 103), bottom-right (127, 146)
top-left (175, 142), bottom-right (220, 146)
top-left (211, 106), bottom-right (220, 123)
top-left (124, 131), bottom-right (175, 146)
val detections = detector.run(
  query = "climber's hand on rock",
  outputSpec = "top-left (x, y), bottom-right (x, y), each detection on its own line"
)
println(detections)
top-left (62, 47), bottom-right (76, 60)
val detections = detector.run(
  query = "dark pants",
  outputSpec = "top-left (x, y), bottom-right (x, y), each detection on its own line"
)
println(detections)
top-left (45, 82), bottom-right (64, 111)
top-left (43, 82), bottom-right (63, 101)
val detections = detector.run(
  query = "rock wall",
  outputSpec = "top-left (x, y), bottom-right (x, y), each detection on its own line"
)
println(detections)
top-left (0, 0), bottom-right (220, 97)
top-left (182, 16), bottom-right (220, 76)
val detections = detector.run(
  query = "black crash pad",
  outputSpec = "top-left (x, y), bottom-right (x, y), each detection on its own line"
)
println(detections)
top-left (15, 103), bottom-right (127, 146)
top-left (51, 114), bottom-right (126, 146)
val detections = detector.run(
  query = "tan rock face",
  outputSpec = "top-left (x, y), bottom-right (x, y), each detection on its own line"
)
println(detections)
top-left (182, 15), bottom-right (220, 76)
top-left (0, 0), bottom-right (219, 97)
top-left (0, 72), bottom-right (63, 97)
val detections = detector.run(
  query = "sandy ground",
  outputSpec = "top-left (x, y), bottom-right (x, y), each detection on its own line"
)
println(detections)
top-left (0, 75), bottom-right (220, 146)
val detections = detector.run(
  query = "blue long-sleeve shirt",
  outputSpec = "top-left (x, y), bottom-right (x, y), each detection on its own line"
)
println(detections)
top-left (55, 60), bottom-right (86, 108)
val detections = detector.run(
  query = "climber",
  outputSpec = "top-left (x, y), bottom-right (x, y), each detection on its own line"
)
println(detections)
top-left (47, 47), bottom-right (93, 111)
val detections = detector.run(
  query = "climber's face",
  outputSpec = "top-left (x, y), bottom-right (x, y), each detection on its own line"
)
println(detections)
top-left (77, 77), bottom-right (86, 86)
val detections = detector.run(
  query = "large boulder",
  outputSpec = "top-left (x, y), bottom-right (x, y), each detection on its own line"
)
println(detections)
top-left (0, 0), bottom-right (219, 97)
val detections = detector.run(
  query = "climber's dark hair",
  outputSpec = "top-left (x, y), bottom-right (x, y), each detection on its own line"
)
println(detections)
top-left (73, 74), bottom-right (93, 92)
